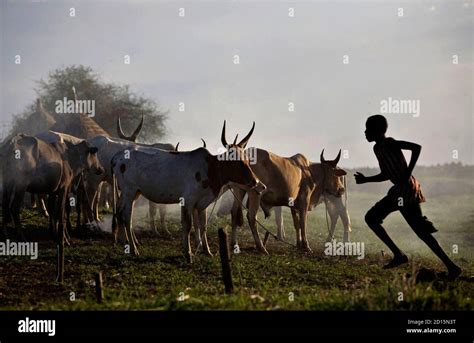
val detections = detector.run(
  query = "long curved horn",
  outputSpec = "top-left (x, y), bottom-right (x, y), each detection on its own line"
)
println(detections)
top-left (238, 121), bottom-right (255, 148)
top-left (333, 149), bottom-right (341, 165)
top-left (320, 149), bottom-right (326, 163)
top-left (233, 134), bottom-right (239, 145)
top-left (129, 114), bottom-right (144, 142)
top-left (201, 138), bottom-right (207, 148)
top-left (117, 115), bottom-right (144, 142)
top-left (175, 142), bottom-right (180, 151)
top-left (117, 115), bottom-right (128, 140)
top-left (221, 120), bottom-right (228, 148)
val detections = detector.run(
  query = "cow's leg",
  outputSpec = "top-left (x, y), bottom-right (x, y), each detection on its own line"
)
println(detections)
top-left (12, 188), bottom-right (26, 241)
top-left (230, 187), bottom-right (245, 249)
top-left (75, 187), bottom-right (83, 231)
top-left (130, 192), bottom-right (142, 247)
top-left (37, 195), bottom-right (49, 217)
top-left (47, 194), bottom-right (56, 238)
top-left (123, 201), bottom-right (140, 256)
top-left (158, 204), bottom-right (170, 236)
top-left (103, 183), bottom-right (111, 210)
top-left (149, 201), bottom-right (158, 234)
top-left (118, 193), bottom-right (140, 256)
top-left (181, 206), bottom-right (194, 263)
top-left (131, 227), bottom-right (140, 247)
top-left (246, 191), bottom-right (268, 255)
top-left (274, 207), bottom-right (285, 240)
top-left (299, 208), bottom-right (311, 252)
top-left (65, 195), bottom-right (73, 242)
top-left (290, 208), bottom-right (302, 248)
top-left (83, 180), bottom-right (96, 224)
top-left (91, 181), bottom-right (103, 222)
top-left (325, 201), bottom-right (338, 243)
top-left (30, 193), bottom-right (37, 209)
top-left (192, 209), bottom-right (202, 252)
top-left (2, 183), bottom-right (13, 239)
top-left (339, 205), bottom-right (351, 243)
top-left (197, 209), bottom-right (212, 256)
top-left (122, 197), bottom-right (139, 256)
top-left (56, 187), bottom-right (69, 283)
top-left (114, 194), bottom-right (125, 244)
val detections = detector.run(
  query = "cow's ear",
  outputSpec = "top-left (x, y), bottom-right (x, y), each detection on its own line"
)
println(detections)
top-left (334, 169), bottom-right (347, 176)
top-left (89, 147), bottom-right (98, 154)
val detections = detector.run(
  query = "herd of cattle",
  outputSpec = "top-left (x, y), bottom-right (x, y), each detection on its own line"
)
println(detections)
top-left (1, 116), bottom-right (351, 263)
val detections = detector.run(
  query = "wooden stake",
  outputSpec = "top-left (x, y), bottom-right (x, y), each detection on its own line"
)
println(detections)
top-left (95, 272), bottom-right (104, 303)
top-left (218, 228), bottom-right (233, 294)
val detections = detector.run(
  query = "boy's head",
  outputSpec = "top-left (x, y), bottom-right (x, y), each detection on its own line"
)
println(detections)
top-left (365, 114), bottom-right (388, 142)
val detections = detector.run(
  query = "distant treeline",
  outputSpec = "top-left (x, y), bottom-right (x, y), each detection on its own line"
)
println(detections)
top-left (345, 163), bottom-right (474, 197)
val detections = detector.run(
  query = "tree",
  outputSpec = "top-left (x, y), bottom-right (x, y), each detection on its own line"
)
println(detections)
top-left (9, 65), bottom-right (168, 142)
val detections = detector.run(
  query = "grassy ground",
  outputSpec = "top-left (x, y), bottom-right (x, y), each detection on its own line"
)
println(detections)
top-left (0, 191), bottom-right (473, 310)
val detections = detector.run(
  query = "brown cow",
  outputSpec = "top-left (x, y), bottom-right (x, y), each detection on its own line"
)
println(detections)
top-left (230, 149), bottom-right (346, 253)
top-left (1, 134), bottom-right (104, 240)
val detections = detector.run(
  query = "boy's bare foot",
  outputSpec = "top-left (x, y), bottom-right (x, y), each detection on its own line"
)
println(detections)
top-left (383, 255), bottom-right (409, 269)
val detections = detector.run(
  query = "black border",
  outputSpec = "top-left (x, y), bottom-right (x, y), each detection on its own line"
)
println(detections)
top-left (0, 310), bottom-right (472, 339)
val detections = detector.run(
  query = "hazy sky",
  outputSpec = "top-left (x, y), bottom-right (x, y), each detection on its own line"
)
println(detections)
top-left (1, 0), bottom-right (472, 167)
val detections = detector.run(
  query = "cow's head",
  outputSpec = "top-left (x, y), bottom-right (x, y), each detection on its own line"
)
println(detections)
top-left (73, 141), bottom-right (105, 176)
top-left (217, 121), bottom-right (266, 194)
top-left (310, 149), bottom-right (346, 201)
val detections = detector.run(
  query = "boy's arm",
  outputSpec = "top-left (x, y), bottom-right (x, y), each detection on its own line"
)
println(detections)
top-left (395, 140), bottom-right (421, 179)
top-left (354, 171), bottom-right (389, 184)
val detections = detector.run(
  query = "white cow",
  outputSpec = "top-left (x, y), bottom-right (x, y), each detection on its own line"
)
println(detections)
top-left (111, 121), bottom-right (266, 261)
top-left (86, 135), bottom-right (166, 232)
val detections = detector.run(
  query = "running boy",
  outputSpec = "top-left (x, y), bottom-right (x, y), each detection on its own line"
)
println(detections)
top-left (355, 114), bottom-right (461, 278)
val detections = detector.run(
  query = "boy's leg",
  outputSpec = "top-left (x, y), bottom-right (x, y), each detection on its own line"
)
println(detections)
top-left (365, 197), bottom-right (408, 268)
top-left (400, 205), bottom-right (461, 277)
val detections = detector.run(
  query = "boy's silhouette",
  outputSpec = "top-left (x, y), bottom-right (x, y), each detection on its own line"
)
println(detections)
top-left (355, 114), bottom-right (461, 278)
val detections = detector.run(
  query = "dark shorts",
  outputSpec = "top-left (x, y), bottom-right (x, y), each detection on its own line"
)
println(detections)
top-left (365, 195), bottom-right (437, 235)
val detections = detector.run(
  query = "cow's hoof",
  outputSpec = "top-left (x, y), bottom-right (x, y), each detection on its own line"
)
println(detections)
top-left (132, 249), bottom-right (140, 256)
top-left (185, 254), bottom-right (194, 264)
top-left (298, 245), bottom-right (312, 253)
top-left (258, 247), bottom-right (269, 255)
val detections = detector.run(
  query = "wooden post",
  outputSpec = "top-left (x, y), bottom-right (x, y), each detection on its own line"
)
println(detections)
top-left (218, 228), bottom-right (233, 294)
top-left (263, 232), bottom-right (271, 247)
top-left (95, 272), bottom-right (104, 303)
